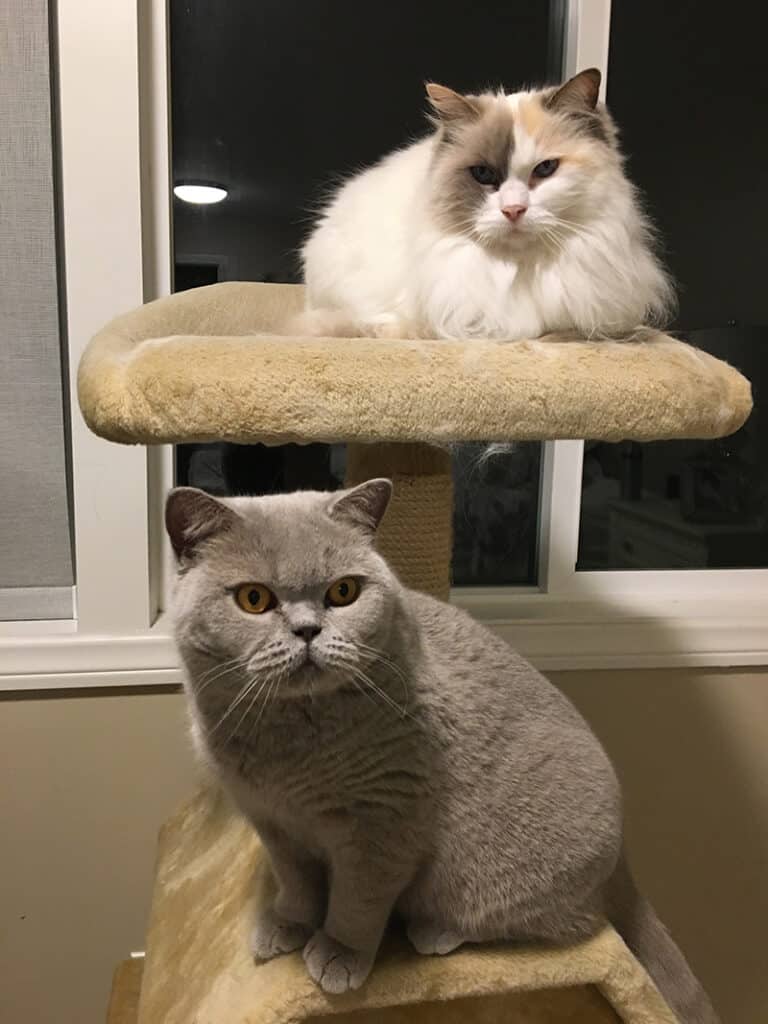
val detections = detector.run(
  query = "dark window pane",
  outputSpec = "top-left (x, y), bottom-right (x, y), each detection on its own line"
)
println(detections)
top-left (577, 4), bottom-right (767, 571)
top-left (452, 443), bottom-right (541, 586)
top-left (174, 261), bottom-right (219, 291)
top-left (178, 440), bottom-right (541, 586)
top-left (171, 0), bottom-right (557, 585)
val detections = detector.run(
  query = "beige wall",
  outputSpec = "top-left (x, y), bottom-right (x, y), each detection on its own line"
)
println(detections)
top-left (554, 669), bottom-right (768, 1024)
top-left (0, 690), bottom-right (195, 1024)
top-left (1, 670), bottom-right (766, 1024)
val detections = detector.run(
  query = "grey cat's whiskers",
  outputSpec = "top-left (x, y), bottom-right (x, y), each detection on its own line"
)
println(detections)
top-left (334, 635), bottom-right (407, 678)
top-left (208, 652), bottom-right (291, 736)
top-left (343, 639), bottom-right (411, 708)
top-left (209, 674), bottom-right (264, 737)
top-left (327, 633), bottom-right (411, 711)
top-left (239, 666), bottom-right (289, 751)
top-left (346, 664), bottom-right (409, 720)
top-left (226, 674), bottom-right (273, 745)
top-left (195, 641), bottom-right (281, 690)
top-left (345, 672), bottom-right (385, 712)
top-left (195, 654), bottom-right (252, 694)
top-left (353, 640), bottom-right (407, 674)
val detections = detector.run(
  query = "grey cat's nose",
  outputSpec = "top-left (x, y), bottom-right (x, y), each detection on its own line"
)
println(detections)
top-left (293, 625), bottom-right (322, 642)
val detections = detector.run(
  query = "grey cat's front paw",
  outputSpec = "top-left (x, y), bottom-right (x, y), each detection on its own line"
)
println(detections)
top-left (303, 929), bottom-right (374, 994)
top-left (251, 909), bottom-right (313, 961)
top-left (407, 921), bottom-right (465, 956)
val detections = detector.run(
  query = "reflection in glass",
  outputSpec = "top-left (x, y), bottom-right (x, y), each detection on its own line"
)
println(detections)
top-left (578, 2), bottom-right (767, 571)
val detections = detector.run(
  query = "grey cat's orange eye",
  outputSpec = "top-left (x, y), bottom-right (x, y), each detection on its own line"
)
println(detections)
top-left (235, 584), bottom-right (275, 614)
top-left (326, 577), bottom-right (360, 607)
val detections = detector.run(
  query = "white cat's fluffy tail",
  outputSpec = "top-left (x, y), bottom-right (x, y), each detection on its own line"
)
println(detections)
top-left (606, 854), bottom-right (720, 1023)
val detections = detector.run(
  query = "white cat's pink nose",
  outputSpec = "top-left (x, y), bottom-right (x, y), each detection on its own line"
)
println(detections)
top-left (502, 204), bottom-right (527, 223)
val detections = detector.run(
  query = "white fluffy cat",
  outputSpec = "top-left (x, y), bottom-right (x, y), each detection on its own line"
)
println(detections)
top-left (298, 69), bottom-right (674, 342)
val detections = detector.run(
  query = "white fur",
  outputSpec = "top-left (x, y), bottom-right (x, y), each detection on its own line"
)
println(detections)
top-left (301, 91), bottom-right (673, 342)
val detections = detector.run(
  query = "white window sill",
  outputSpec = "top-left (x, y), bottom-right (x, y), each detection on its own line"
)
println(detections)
top-left (2, 593), bottom-right (766, 691)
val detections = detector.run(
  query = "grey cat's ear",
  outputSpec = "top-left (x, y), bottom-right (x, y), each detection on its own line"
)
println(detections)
top-left (547, 68), bottom-right (601, 111)
top-left (165, 487), bottom-right (239, 561)
top-left (426, 83), bottom-right (481, 125)
top-left (329, 479), bottom-right (393, 537)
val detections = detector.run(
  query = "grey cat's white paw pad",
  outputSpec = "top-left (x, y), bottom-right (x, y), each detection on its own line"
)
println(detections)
top-left (303, 930), bottom-right (373, 994)
top-left (251, 915), bottom-right (312, 960)
top-left (407, 922), bottom-right (465, 956)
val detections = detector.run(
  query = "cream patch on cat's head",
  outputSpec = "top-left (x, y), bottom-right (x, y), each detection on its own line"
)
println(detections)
top-left (427, 69), bottom-right (620, 257)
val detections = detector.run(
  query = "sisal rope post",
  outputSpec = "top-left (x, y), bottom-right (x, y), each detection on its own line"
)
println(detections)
top-left (345, 443), bottom-right (453, 600)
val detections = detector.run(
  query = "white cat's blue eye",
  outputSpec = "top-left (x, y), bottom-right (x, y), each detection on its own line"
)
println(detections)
top-left (531, 158), bottom-right (560, 180)
top-left (469, 165), bottom-right (499, 188)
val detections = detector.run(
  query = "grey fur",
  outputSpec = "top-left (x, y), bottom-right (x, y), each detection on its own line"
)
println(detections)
top-left (167, 481), bottom-right (719, 1020)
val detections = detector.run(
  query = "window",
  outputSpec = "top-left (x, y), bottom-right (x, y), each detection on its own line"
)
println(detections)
top-left (170, 0), bottom-right (559, 586)
top-left (578, 0), bottom-right (768, 572)
top-left (6, 0), bottom-right (764, 688)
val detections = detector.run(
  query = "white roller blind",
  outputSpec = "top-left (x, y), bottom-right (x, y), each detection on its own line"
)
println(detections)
top-left (0, 0), bottom-right (74, 620)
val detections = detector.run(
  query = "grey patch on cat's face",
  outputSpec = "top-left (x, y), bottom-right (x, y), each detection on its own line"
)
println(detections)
top-left (429, 97), bottom-right (515, 239)
top-left (168, 483), bottom-right (401, 703)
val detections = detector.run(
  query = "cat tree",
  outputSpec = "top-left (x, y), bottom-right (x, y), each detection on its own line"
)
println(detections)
top-left (81, 281), bottom-right (751, 1024)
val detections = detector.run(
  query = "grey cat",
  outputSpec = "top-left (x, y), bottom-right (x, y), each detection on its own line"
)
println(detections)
top-left (167, 479), bottom-right (718, 1023)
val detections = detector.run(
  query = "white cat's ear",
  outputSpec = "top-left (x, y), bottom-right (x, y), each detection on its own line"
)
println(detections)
top-left (165, 487), bottom-right (239, 561)
top-left (330, 479), bottom-right (393, 537)
top-left (426, 83), bottom-right (481, 125)
top-left (548, 68), bottom-right (601, 111)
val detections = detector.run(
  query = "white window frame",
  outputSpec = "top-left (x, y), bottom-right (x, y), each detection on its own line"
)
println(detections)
top-left (1, 0), bottom-right (765, 690)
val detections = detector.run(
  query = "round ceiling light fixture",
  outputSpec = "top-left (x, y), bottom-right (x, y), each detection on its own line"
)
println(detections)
top-left (173, 182), bottom-right (228, 205)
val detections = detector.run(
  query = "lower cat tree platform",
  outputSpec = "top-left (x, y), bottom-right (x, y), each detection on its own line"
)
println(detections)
top-left (81, 282), bottom-right (751, 1022)
top-left (130, 788), bottom-right (676, 1024)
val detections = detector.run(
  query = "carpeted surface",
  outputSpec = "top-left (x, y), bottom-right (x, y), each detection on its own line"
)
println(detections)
top-left (78, 282), bottom-right (751, 447)
top-left (134, 788), bottom-right (679, 1024)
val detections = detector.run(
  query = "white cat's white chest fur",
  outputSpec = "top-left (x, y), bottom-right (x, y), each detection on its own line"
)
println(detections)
top-left (408, 233), bottom-right (550, 340)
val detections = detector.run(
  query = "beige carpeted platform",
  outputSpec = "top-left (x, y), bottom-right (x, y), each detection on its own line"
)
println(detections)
top-left (77, 281), bottom-right (751, 447)
top-left (135, 788), bottom-right (678, 1024)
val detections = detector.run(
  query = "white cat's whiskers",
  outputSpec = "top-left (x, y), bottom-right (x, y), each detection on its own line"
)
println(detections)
top-left (538, 229), bottom-right (567, 260)
top-left (543, 214), bottom-right (584, 232)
